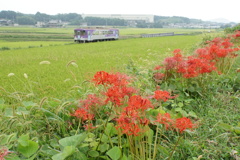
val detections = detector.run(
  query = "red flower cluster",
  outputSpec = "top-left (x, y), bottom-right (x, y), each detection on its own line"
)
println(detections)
top-left (163, 50), bottom-right (183, 71)
top-left (154, 34), bottom-right (239, 80)
top-left (175, 117), bottom-right (194, 133)
top-left (0, 147), bottom-right (11, 160)
top-left (71, 94), bottom-right (103, 121)
top-left (153, 90), bottom-right (176, 102)
top-left (155, 113), bottom-right (173, 129)
top-left (128, 95), bottom-right (153, 111)
top-left (155, 113), bottom-right (195, 133)
top-left (92, 71), bottom-right (130, 86)
top-left (71, 70), bottom-right (194, 135)
top-left (105, 85), bottom-right (136, 106)
top-left (72, 71), bottom-right (138, 130)
top-left (177, 56), bottom-right (217, 78)
top-left (115, 95), bottom-right (153, 136)
top-left (231, 30), bottom-right (240, 38)
top-left (92, 71), bottom-right (137, 106)
top-left (197, 37), bottom-right (238, 60)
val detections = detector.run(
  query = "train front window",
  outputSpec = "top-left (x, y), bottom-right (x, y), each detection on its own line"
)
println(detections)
top-left (75, 30), bottom-right (86, 36)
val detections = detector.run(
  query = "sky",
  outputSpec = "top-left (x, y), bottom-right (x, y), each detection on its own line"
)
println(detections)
top-left (1, 0), bottom-right (240, 23)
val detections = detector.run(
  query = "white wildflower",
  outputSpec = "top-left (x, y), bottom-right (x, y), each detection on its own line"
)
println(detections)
top-left (39, 61), bottom-right (51, 65)
top-left (64, 78), bottom-right (71, 82)
top-left (8, 73), bottom-right (15, 77)
top-left (23, 73), bottom-right (28, 79)
top-left (71, 62), bottom-right (78, 68)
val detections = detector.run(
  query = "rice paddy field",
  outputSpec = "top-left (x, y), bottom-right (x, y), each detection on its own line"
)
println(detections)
top-left (0, 26), bottom-right (239, 160)
top-left (0, 27), bottom-right (211, 100)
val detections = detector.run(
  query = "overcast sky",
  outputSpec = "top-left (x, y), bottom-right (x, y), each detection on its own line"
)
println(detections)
top-left (1, 0), bottom-right (239, 23)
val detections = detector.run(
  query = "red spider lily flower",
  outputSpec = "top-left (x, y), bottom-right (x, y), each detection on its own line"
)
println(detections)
top-left (174, 117), bottom-right (194, 133)
top-left (154, 65), bottom-right (163, 70)
top-left (71, 108), bottom-right (94, 121)
top-left (209, 37), bottom-right (222, 45)
top-left (232, 31), bottom-right (240, 38)
top-left (71, 94), bottom-right (104, 121)
top-left (128, 95), bottom-right (153, 111)
top-left (115, 109), bottom-right (148, 136)
top-left (83, 123), bottom-right (96, 131)
top-left (178, 56), bottom-right (217, 78)
top-left (153, 72), bottom-right (165, 82)
top-left (195, 48), bottom-right (213, 61)
top-left (221, 38), bottom-right (233, 48)
top-left (105, 85), bottom-right (124, 106)
top-left (105, 86), bottom-right (137, 106)
top-left (173, 49), bottom-right (182, 54)
top-left (112, 72), bottom-right (131, 86)
top-left (92, 71), bottom-right (112, 85)
top-left (92, 71), bottom-right (132, 87)
top-left (163, 52), bottom-right (183, 70)
top-left (0, 147), bottom-right (12, 160)
top-left (80, 94), bottom-right (104, 109)
top-left (155, 113), bottom-right (173, 130)
top-left (153, 90), bottom-right (176, 102)
top-left (139, 117), bottom-right (150, 126)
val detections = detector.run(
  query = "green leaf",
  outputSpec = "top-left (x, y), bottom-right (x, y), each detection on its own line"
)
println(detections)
top-left (5, 155), bottom-right (21, 160)
top-left (4, 108), bottom-right (13, 117)
top-left (52, 146), bottom-right (76, 160)
top-left (59, 133), bottom-right (87, 147)
top-left (18, 134), bottom-right (29, 146)
top-left (178, 102), bottom-right (184, 107)
top-left (22, 101), bottom-right (36, 107)
top-left (100, 134), bottom-right (109, 143)
top-left (188, 111), bottom-right (197, 118)
top-left (88, 150), bottom-right (99, 157)
top-left (145, 128), bottom-right (154, 144)
top-left (16, 107), bottom-right (30, 115)
top-left (17, 140), bottom-right (39, 158)
top-left (0, 98), bottom-right (5, 104)
top-left (158, 145), bottom-right (169, 156)
top-left (105, 123), bottom-right (117, 137)
top-left (41, 144), bottom-right (59, 156)
top-left (234, 127), bottom-right (240, 135)
top-left (0, 133), bottom-right (17, 146)
top-left (120, 154), bottom-right (128, 160)
top-left (175, 108), bottom-right (188, 117)
top-left (72, 151), bottom-right (88, 160)
top-left (99, 143), bottom-right (109, 153)
top-left (218, 122), bottom-right (233, 131)
top-left (106, 146), bottom-right (121, 160)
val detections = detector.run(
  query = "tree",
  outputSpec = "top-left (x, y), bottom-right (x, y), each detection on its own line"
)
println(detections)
top-left (34, 12), bottom-right (51, 22)
top-left (16, 16), bottom-right (36, 25)
top-left (0, 10), bottom-right (17, 20)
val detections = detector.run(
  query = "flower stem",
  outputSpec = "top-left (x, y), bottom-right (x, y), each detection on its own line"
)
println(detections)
top-left (168, 136), bottom-right (182, 160)
top-left (152, 125), bottom-right (159, 160)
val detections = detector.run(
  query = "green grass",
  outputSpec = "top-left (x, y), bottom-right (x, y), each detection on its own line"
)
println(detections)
top-left (0, 41), bottom-right (72, 49)
top-left (0, 27), bottom-right (239, 160)
top-left (0, 34), bottom-right (204, 101)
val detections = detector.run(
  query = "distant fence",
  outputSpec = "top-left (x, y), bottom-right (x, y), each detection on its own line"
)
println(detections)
top-left (120, 32), bottom-right (202, 40)
top-left (141, 32), bottom-right (174, 38)
top-left (140, 32), bottom-right (198, 38)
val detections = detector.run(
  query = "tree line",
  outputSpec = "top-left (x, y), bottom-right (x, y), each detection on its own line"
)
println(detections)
top-left (0, 11), bottom-right (128, 26)
top-left (1, 10), bottom-right (235, 28)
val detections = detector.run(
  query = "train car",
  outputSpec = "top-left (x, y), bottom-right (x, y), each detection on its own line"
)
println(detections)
top-left (74, 28), bottom-right (119, 43)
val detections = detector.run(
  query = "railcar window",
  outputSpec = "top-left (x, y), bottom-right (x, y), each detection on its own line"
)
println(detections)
top-left (80, 31), bottom-right (86, 36)
top-left (93, 31), bottom-right (99, 35)
top-left (108, 31), bottom-right (113, 34)
top-left (74, 30), bottom-right (86, 35)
